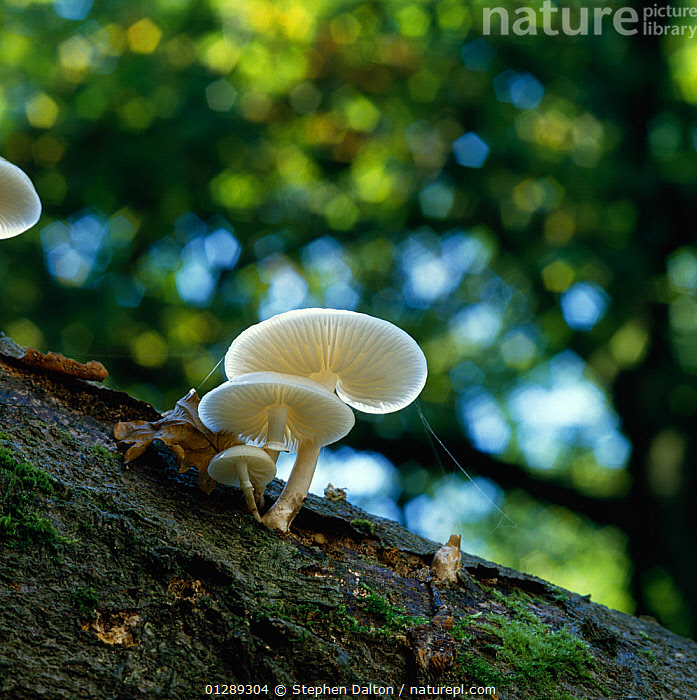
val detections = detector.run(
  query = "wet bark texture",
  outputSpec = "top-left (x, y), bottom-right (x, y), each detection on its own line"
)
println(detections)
top-left (1, 333), bottom-right (696, 700)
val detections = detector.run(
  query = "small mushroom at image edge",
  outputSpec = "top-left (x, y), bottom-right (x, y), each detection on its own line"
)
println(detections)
top-left (207, 445), bottom-right (276, 522)
top-left (224, 308), bottom-right (427, 415)
top-left (198, 371), bottom-right (355, 531)
top-left (0, 157), bottom-right (42, 240)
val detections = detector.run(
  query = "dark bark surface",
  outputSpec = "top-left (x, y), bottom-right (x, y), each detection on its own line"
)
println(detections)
top-left (1, 333), bottom-right (697, 700)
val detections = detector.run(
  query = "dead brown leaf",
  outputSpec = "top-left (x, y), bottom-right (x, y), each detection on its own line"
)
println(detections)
top-left (114, 388), bottom-right (240, 493)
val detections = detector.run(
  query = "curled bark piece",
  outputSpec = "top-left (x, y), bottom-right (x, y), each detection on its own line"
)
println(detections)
top-left (6, 345), bottom-right (108, 382)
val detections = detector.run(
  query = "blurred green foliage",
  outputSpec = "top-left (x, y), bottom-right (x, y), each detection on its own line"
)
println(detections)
top-left (2, 0), bottom-right (697, 636)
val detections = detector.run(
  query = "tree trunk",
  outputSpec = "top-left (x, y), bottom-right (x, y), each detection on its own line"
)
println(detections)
top-left (1, 333), bottom-right (696, 700)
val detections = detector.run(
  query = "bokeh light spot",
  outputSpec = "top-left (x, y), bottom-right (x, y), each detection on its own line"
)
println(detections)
top-left (561, 282), bottom-right (609, 331)
top-left (258, 261), bottom-right (309, 320)
top-left (40, 214), bottom-right (110, 287)
top-left (206, 79), bottom-right (237, 112)
top-left (240, 91), bottom-right (273, 122)
top-left (26, 93), bottom-right (60, 129)
top-left (396, 5), bottom-right (431, 38)
top-left (501, 327), bottom-right (538, 370)
top-left (609, 322), bottom-right (649, 367)
top-left (175, 259), bottom-right (217, 306)
top-left (59, 35), bottom-right (93, 72)
top-left (452, 132), bottom-right (489, 168)
top-left (509, 72), bottom-right (545, 110)
top-left (289, 82), bottom-right (322, 115)
top-left (668, 249), bottom-right (697, 292)
top-left (542, 259), bottom-right (575, 293)
top-left (204, 228), bottom-right (240, 269)
top-left (419, 181), bottom-right (454, 219)
top-left (119, 96), bottom-right (156, 131)
top-left (54, 0), bottom-right (93, 21)
top-left (343, 95), bottom-right (381, 132)
top-left (210, 171), bottom-right (261, 210)
top-left (459, 389), bottom-right (511, 455)
top-left (130, 330), bottom-right (168, 367)
top-left (649, 114), bottom-right (681, 159)
top-left (6, 318), bottom-right (44, 349)
top-left (324, 194), bottom-right (360, 231)
top-left (200, 35), bottom-right (240, 74)
top-left (450, 304), bottom-right (502, 347)
top-left (329, 13), bottom-right (361, 44)
top-left (127, 19), bottom-right (162, 54)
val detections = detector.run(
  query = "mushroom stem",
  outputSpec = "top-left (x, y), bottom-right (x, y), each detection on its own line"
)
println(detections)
top-left (253, 490), bottom-right (265, 512)
top-left (263, 448), bottom-right (281, 463)
top-left (265, 404), bottom-right (288, 451)
top-left (261, 444), bottom-right (321, 532)
top-left (256, 447), bottom-right (280, 512)
top-left (236, 460), bottom-right (261, 522)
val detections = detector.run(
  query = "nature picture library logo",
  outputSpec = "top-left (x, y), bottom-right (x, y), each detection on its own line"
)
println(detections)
top-left (481, 0), bottom-right (697, 38)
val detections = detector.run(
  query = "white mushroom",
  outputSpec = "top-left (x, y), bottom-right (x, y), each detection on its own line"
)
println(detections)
top-left (198, 371), bottom-right (355, 452)
top-left (208, 445), bottom-right (276, 522)
top-left (224, 308), bottom-right (427, 414)
top-left (199, 371), bottom-right (355, 532)
top-left (0, 158), bottom-right (42, 240)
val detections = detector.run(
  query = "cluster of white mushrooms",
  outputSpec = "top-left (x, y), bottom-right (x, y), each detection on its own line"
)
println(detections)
top-left (198, 308), bottom-right (428, 532)
top-left (0, 155), bottom-right (428, 535)
top-left (0, 157), bottom-right (42, 240)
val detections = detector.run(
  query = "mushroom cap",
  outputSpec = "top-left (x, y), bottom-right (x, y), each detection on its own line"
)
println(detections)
top-left (224, 308), bottom-right (427, 414)
top-left (0, 158), bottom-right (42, 240)
top-left (208, 445), bottom-right (276, 488)
top-left (199, 371), bottom-right (355, 451)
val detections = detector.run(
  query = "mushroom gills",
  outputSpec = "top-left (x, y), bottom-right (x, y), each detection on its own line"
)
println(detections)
top-left (224, 308), bottom-right (428, 414)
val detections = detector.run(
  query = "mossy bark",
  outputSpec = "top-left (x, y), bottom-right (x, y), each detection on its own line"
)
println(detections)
top-left (1, 333), bottom-right (696, 700)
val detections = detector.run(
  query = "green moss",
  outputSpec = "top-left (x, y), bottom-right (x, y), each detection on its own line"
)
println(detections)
top-left (450, 613), bottom-right (480, 645)
top-left (641, 648), bottom-right (656, 661)
top-left (70, 586), bottom-right (100, 617)
top-left (458, 651), bottom-right (509, 686)
top-left (0, 514), bottom-right (15, 537)
top-left (490, 615), bottom-right (592, 680)
top-left (358, 584), bottom-right (427, 635)
top-left (1, 449), bottom-right (55, 494)
top-left (350, 518), bottom-right (375, 535)
top-left (453, 590), bottom-right (597, 699)
top-left (452, 613), bottom-right (508, 685)
top-left (254, 585), bottom-right (429, 642)
top-left (0, 447), bottom-right (63, 550)
top-left (55, 428), bottom-right (80, 449)
top-left (321, 603), bottom-right (360, 634)
top-left (87, 444), bottom-right (122, 466)
top-left (25, 512), bottom-right (62, 543)
top-left (0, 510), bottom-right (62, 546)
